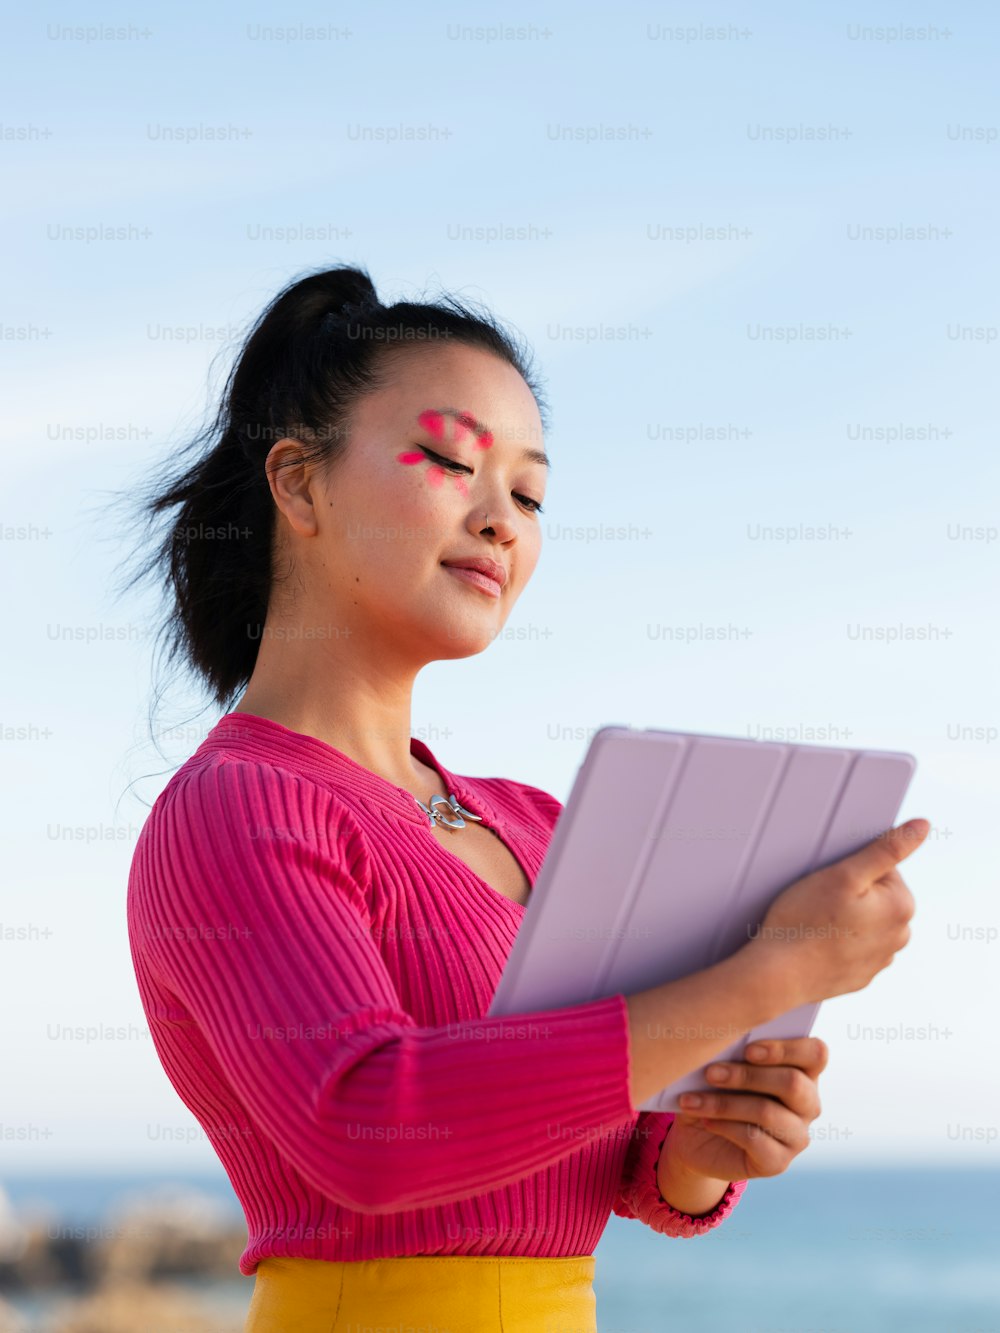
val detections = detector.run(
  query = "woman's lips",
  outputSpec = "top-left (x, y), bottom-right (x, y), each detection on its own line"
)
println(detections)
top-left (441, 565), bottom-right (502, 598)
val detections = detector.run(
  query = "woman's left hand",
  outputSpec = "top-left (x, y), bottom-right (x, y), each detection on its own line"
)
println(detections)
top-left (664, 1037), bottom-right (829, 1185)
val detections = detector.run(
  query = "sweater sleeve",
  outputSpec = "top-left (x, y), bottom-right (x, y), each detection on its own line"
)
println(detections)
top-left (127, 757), bottom-right (638, 1216)
top-left (612, 1111), bottom-right (749, 1237)
top-left (503, 777), bottom-right (750, 1236)
top-left (492, 775), bottom-right (750, 1237)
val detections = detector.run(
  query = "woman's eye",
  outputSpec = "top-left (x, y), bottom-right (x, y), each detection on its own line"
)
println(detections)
top-left (421, 447), bottom-right (545, 514)
top-left (420, 446), bottom-right (471, 475)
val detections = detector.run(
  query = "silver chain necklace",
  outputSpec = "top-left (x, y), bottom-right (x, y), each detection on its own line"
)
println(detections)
top-left (414, 792), bottom-right (484, 831)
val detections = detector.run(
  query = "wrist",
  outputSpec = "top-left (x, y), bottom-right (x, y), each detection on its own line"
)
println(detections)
top-left (738, 935), bottom-right (807, 1019)
top-left (655, 1125), bottom-right (732, 1217)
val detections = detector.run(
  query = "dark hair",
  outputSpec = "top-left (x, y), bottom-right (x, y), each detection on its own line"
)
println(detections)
top-left (113, 262), bottom-right (550, 719)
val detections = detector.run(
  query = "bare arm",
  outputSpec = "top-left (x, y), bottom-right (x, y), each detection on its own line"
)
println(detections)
top-left (624, 940), bottom-right (795, 1108)
top-left (620, 817), bottom-right (929, 1214)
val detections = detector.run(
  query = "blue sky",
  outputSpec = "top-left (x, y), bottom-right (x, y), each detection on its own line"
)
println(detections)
top-left (2, 1), bottom-right (998, 1173)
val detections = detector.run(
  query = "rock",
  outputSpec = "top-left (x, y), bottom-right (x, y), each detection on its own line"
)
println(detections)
top-left (46, 1278), bottom-right (245, 1332)
top-left (100, 1184), bottom-right (244, 1283)
top-left (0, 1294), bottom-right (29, 1333)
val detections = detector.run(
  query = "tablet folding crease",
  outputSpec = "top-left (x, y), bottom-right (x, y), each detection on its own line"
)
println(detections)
top-left (486, 726), bottom-right (916, 1113)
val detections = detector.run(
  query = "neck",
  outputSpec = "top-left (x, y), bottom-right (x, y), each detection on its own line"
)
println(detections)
top-left (231, 686), bottom-right (427, 794)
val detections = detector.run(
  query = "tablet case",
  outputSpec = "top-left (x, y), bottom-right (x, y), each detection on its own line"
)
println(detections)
top-left (486, 726), bottom-right (917, 1112)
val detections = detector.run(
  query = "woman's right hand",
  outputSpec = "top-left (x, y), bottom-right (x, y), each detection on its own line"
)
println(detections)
top-left (750, 818), bottom-right (930, 1006)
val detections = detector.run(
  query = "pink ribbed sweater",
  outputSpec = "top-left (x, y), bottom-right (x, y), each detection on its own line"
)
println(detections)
top-left (126, 712), bottom-right (747, 1276)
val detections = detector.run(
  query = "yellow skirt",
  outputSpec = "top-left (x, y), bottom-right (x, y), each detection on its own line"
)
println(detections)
top-left (244, 1253), bottom-right (598, 1332)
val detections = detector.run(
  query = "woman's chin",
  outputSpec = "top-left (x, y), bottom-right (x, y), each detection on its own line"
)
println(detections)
top-left (436, 620), bottom-right (501, 658)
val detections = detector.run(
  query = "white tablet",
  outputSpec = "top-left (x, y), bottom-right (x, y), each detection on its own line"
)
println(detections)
top-left (487, 725), bottom-right (917, 1112)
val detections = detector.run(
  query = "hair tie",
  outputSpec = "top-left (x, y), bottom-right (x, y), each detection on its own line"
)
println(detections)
top-left (318, 295), bottom-right (381, 338)
top-left (343, 294), bottom-right (381, 318)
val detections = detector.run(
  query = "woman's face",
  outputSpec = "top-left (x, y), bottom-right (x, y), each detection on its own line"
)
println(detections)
top-left (267, 342), bottom-right (549, 663)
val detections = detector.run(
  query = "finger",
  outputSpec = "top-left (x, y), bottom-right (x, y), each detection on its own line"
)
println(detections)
top-left (743, 1036), bottom-right (829, 1077)
top-left (836, 818), bottom-right (930, 890)
top-left (878, 866), bottom-right (917, 924)
top-left (701, 1062), bottom-right (821, 1119)
top-left (685, 1092), bottom-right (807, 1145)
top-left (694, 1116), bottom-right (804, 1177)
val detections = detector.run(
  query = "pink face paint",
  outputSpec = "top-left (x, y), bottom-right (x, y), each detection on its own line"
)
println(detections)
top-left (399, 408), bottom-right (494, 498)
top-left (417, 406), bottom-right (494, 450)
top-left (395, 449), bottom-right (448, 489)
top-left (417, 408), bottom-right (446, 441)
top-left (450, 410), bottom-right (494, 451)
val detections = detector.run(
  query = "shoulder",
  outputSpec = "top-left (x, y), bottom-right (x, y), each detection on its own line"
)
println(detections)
top-left (131, 752), bottom-right (373, 891)
top-left (126, 754), bottom-right (375, 1003)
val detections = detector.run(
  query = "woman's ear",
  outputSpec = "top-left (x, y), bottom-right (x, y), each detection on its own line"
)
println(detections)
top-left (264, 439), bottom-right (322, 537)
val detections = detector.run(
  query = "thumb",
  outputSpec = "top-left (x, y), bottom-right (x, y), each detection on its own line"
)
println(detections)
top-left (837, 817), bottom-right (931, 889)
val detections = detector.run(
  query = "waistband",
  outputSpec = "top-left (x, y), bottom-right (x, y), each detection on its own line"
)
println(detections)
top-left (244, 1253), bottom-right (598, 1333)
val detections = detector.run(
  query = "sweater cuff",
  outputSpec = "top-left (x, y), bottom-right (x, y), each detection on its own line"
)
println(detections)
top-left (626, 1116), bottom-right (748, 1237)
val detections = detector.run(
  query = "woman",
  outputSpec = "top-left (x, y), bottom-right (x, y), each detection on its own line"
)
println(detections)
top-left (123, 264), bottom-right (925, 1331)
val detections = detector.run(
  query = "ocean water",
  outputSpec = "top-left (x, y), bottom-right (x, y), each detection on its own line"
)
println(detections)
top-left (592, 1167), bottom-right (1000, 1333)
top-left (2, 1167), bottom-right (998, 1332)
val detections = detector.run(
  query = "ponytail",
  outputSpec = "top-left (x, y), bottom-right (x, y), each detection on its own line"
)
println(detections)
top-left (112, 262), bottom-right (548, 716)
